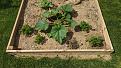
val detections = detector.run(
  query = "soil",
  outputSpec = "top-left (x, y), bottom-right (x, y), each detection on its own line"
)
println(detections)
top-left (15, 0), bottom-right (106, 50)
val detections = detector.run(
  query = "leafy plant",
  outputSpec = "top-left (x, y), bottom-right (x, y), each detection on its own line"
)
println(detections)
top-left (41, 4), bottom-right (77, 44)
top-left (35, 34), bottom-right (45, 44)
top-left (58, 4), bottom-right (73, 20)
top-left (88, 36), bottom-right (104, 47)
top-left (80, 21), bottom-right (92, 32)
top-left (40, 0), bottom-right (53, 9)
top-left (43, 4), bottom-right (73, 20)
top-left (35, 20), bottom-right (49, 31)
top-left (48, 24), bottom-right (67, 44)
top-left (42, 4), bottom-right (76, 28)
top-left (20, 24), bottom-right (33, 36)
top-left (42, 9), bottom-right (62, 21)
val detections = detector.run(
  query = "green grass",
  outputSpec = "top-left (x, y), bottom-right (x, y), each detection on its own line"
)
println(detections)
top-left (0, 0), bottom-right (121, 68)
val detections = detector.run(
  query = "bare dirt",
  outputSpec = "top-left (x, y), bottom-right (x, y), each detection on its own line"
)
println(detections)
top-left (15, 0), bottom-right (106, 50)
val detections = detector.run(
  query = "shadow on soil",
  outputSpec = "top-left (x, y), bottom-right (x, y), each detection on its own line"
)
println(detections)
top-left (13, 0), bottom-right (28, 50)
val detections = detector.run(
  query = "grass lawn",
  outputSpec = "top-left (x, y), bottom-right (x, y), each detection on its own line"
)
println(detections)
top-left (0, 0), bottom-right (121, 68)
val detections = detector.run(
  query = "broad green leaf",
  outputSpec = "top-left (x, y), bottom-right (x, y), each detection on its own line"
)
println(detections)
top-left (65, 13), bottom-right (72, 19)
top-left (47, 2), bottom-right (53, 7)
top-left (66, 19), bottom-right (77, 28)
top-left (43, 11), bottom-right (51, 18)
top-left (43, 9), bottom-right (59, 18)
top-left (58, 4), bottom-right (73, 20)
top-left (49, 24), bottom-right (67, 44)
top-left (60, 4), bottom-right (73, 12)
top-left (35, 20), bottom-right (49, 31)
top-left (51, 9), bottom-right (59, 15)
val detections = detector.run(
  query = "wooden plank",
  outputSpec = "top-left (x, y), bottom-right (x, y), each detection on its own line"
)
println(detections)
top-left (6, 49), bottom-right (112, 53)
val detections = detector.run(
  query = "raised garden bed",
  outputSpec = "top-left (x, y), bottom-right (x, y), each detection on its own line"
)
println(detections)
top-left (6, 0), bottom-right (114, 60)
